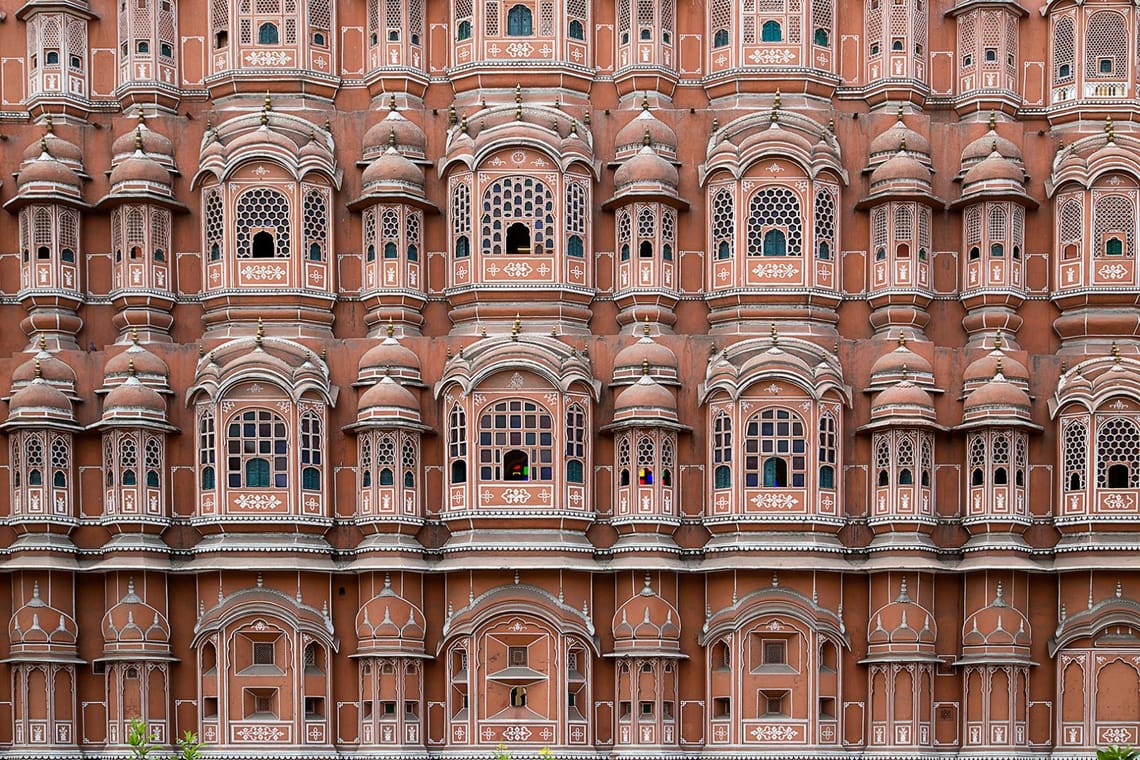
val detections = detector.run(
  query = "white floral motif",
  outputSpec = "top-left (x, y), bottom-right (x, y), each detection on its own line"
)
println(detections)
top-left (243, 51), bottom-right (291, 66)
top-left (1098, 263), bottom-right (1130, 280)
top-left (750, 492), bottom-right (799, 509)
top-left (234, 725), bottom-right (287, 742)
top-left (752, 262), bottom-right (798, 278)
top-left (500, 489), bottom-right (533, 505)
top-left (501, 725), bottom-right (532, 742)
top-left (233, 493), bottom-right (283, 511)
top-left (750, 724), bottom-right (799, 741)
top-left (502, 261), bottom-right (534, 277)
top-left (505, 42), bottom-right (534, 57)
top-left (241, 264), bottom-right (288, 280)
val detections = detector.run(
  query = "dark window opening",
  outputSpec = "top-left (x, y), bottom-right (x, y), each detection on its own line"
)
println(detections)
top-left (569, 19), bottom-right (584, 40)
top-left (994, 467), bottom-right (1008, 485)
top-left (37, 246), bottom-right (50, 260)
top-left (457, 20), bottom-right (472, 40)
top-left (456, 235), bottom-right (470, 258)
top-left (762, 457), bottom-right (788, 488)
top-left (507, 5), bottom-right (533, 36)
top-left (639, 240), bottom-right (653, 258)
top-left (714, 29), bottom-right (729, 48)
top-left (246, 458), bottom-right (270, 488)
top-left (384, 242), bottom-right (398, 259)
top-left (568, 235), bottom-right (584, 258)
top-left (504, 449), bottom-right (529, 481)
top-left (819, 464), bottom-right (835, 488)
top-left (506, 223), bottom-right (531, 254)
top-left (718, 241), bottom-right (731, 260)
top-left (899, 468), bottom-right (913, 485)
top-left (878, 469), bottom-right (889, 487)
top-left (972, 468), bottom-right (983, 486)
top-left (451, 460), bottom-right (467, 484)
top-left (215, 31), bottom-right (228, 48)
top-left (567, 459), bottom-right (584, 483)
top-left (814, 28), bottom-right (829, 46)
top-left (252, 230), bottom-right (275, 258)
top-left (380, 467), bottom-right (394, 486)
top-left (763, 229), bottom-right (786, 256)
top-left (137, 40), bottom-right (150, 54)
top-left (1108, 463), bottom-right (1130, 489)
top-left (258, 23), bottom-right (279, 45)
top-left (302, 466), bottom-right (321, 490)
top-left (61, 248), bottom-right (75, 263)
top-left (714, 464), bottom-right (731, 488)
top-left (761, 20), bottom-right (782, 42)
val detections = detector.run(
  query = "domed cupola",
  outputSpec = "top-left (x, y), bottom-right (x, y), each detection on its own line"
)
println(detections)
top-left (865, 577), bottom-right (938, 659)
top-left (355, 574), bottom-right (427, 657)
top-left (21, 116), bottom-right (85, 177)
top-left (615, 99), bottom-right (677, 162)
top-left (350, 135), bottom-right (437, 215)
top-left (9, 338), bottom-right (78, 400)
top-left (356, 374), bottom-right (425, 430)
top-left (609, 136), bottom-right (682, 205)
top-left (5, 362), bottom-right (77, 428)
top-left (611, 323), bottom-right (680, 387)
top-left (11, 139), bottom-right (84, 206)
top-left (363, 98), bottom-right (428, 164)
top-left (957, 113), bottom-right (1023, 180)
top-left (100, 368), bottom-right (170, 428)
top-left (9, 581), bottom-right (78, 658)
top-left (356, 325), bottom-right (425, 387)
top-left (612, 369), bottom-right (679, 427)
top-left (961, 359), bottom-right (1035, 429)
top-left (868, 375), bottom-right (938, 428)
top-left (611, 575), bottom-right (681, 655)
top-left (958, 582), bottom-right (1031, 664)
top-left (105, 130), bottom-right (176, 203)
top-left (961, 333), bottom-right (1028, 396)
top-left (102, 332), bottom-right (171, 391)
top-left (868, 333), bottom-right (936, 391)
top-left (867, 108), bottom-right (932, 170)
top-left (864, 143), bottom-right (937, 202)
top-left (111, 112), bottom-right (176, 174)
top-left (956, 143), bottom-right (1036, 210)
top-left (100, 578), bottom-right (172, 657)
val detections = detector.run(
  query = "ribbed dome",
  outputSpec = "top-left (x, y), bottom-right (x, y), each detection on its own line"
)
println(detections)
top-left (961, 148), bottom-right (1024, 191)
top-left (961, 583), bottom-right (1031, 654)
top-left (962, 371), bottom-right (1031, 422)
top-left (355, 578), bottom-right (427, 656)
top-left (614, 144), bottom-right (679, 191)
top-left (9, 582), bottom-right (78, 654)
top-left (23, 127), bottom-right (82, 167)
top-left (870, 379), bottom-right (936, 422)
top-left (17, 149), bottom-right (81, 193)
top-left (109, 152), bottom-right (172, 189)
top-left (615, 106), bottom-right (677, 160)
top-left (869, 112), bottom-right (931, 159)
top-left (612, 328), bottom-right (678, 386)
top-left (358, 332), bottom-right (423, 386)
top-left (227, 123), bottom-right (299, 156)
top-left (963, 344), bottom-right (1028, 391)
top-left (12, 350), bottom-right (77, 393)
top-left (870, 338), bottom-right (934, 385)
top-left (614, 373), bottom-right (677, 421)
top-left (101, 580), bottom-right (171, 652)
top-left (112, 115), bottom-right (174, 160)
top-left (363, 107), bottom-right (428, 162)
top-left (103, 375), bottom-right (167, 419)
top-left (612, 580), bottom-right (681, 653)
top-left (8, 374), bottom-right (74, 420)
top-left (104, 340), bottom-right (170, 387)
top-left (869, 149), bottom-right (932, 189)
top-left (961, 128), bottom-right (1021, 168)
top-left (357, 375), bottom-right (422, 426)
top-left (867, 578), bottom-right (937, 654)
top-left (362, 147), bottom-right (425, 189)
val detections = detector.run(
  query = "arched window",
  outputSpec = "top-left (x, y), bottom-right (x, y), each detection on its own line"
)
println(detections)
top-left (618, 436), bottom-right (631, 487)
top-left (637, 437), bottom-right (655, 485)
top-left (1063, 418), bottom-right (1087, 492)
top-left (506, 223), bottom-right (531, 254)
top-left (990, 243), bottom-right (1004, 258)
top-left (27, 436), bottom-right (43, 487)
top-left (761, 20), bottom-right (782, 42)
top-left (482, 176), bottom-right (555, 256)
top-left (1085, 11), bottom-right (1126, 79)
top-left (145, 437), bottom-right (162, 489)
top-left (303, 189), bottom-right (328, 263)
top-left (384, 242), bottom-right (398, 259)
top-left (402, 437), bottom-right (417, 490)
top-left (51, 437), bottom-right (68, 489)
top-left (565, 404), bottom-right (587, 484)
top-left (748, 187), bottom-right (802, 257)
top-left (507, 4), bottom-right (533, 36)
top-left (713, 29), bottom-right (729, 48)
top-left (814, 28), bottom-right (829, 46)
top-left (621, 244), bottom-right (631, 261)
top-left (712, 188), bottom-right (735, 260)
top-left (479, 400), bottom-right (553, 481)
top-left (662, 436), bottom-right (674, 488)
top-left (456, 236), bottom-right (470, 258)
top-left (818, 414), bottom-right (837, 488)
top-left (1096, 416), bottom-right (1140, 489)
top-left (258, 22), bottom-right (280, 44)
top-left (569, 19), bottom-right (584, 39)
top-left (745, 409), bottom-right (806, 488)
top-left (568, 235), bottom-right (585, 258)
top-left (713, 412), bottom-right (732, 488)
top-left (639, 241), bottom-right (653, 258)
top-left (300, 412), bottom-right (322, 491)
top-left (199, 410), bottom-right (216, 490)
top-left (226, 409), bottom-right (288, 489)
top-left (449, 405), bottom-right (467, 484)
top-left (120, 437), bottom-right (138, 486)
top-left (457, 20), bottom-right (472, 39)
top-left (236, 188), bottom-right (290, 259)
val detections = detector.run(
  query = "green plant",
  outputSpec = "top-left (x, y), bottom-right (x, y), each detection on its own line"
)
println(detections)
top-left (176, 730), bottom-right (205, 760)
top-left (1097, 746), bottom-right (1140, 760)
top-left (494, 743), bottom-right (512, 760)
top-left (126, 718), bottom-right (157, 760)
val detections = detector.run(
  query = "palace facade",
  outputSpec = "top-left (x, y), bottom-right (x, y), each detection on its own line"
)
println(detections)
top-left (0, 0), bottom-right (1136, 758)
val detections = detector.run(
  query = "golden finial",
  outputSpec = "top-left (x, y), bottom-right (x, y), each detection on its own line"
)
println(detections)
top-left (446, 345), bottom-right (453, 358)
top-left (901, 364), bottom-right (910, 381)
top-left (642, 357), bottom-right (650, 376)
top-left (128, 358), bottom-right (137, 376)
top-left (988, 110), bottom-right (996, 131)
top-left (583, 111), bottom-right (591, 126)
top-left (643, 128), bottom-right (652, 147)
top-left (770, 90), bottom-right (780, 123)
top-left (260, 108), bottom-right (269, 127)
top-left (460, 114), bottom-right (469, 133)
top-left (44, 114), bottom-right (54, 134)
top-left (995, 356), bottom-right (1003, 378)
top-left (642, 93), bottom-right (650, 111)
top-left (711, 117), bottom-right (719, 133)
top-left (994, 330), bottom-right (1003, 350)
top-left (255, 317), bottom-right (265, 346)
top-left (515, 84), bottom-right (523, 104)
top-left (134, 128), bottom-right (144, 152)
top-left (448, 105), bottom-right (458, 126)
top-left (263, 90), bottom-right (273, 111)
top-left (827, 117), bottom-right (835, 134)
top-left (387, 318), bottom-right (395, 339)
top-left (991, 138), bottom-right (998, 154)
top-left (457, 345), bottom-right (464, 359)
top-left (570, 119), bottom-right (578, 136)
top-left (198, 345), bottom-right (205, 357)
top-left (553, 95), bottom-right (561, 109)
top-left (33, 359), bottom-right (41, 379)
top-left (320, 345), bottom-right (327, 360)
top-left (896, 105), bottom-right (905, 121)
top-left (39, 137), bottom-right (49, 156)
top-left (900, 137), bottom-right (907, 152)
top-left (130, 327), bottom-right (139, 345)
top-left (770, 323), bottom-right (779, 345)
top-left (137, 110), bottom-right (147, 127)
top-left (516, 102), bottom-right (523, 121)
top-left (550, 325), bottom-right (558, 337)
top-left (481, 325), bottom-right (488, 338)
top-left (38, 335), bottom-right (47, 351)
top-left (710, 342), bottom-right (718, 356)
top-left (898, 331), bottom-right (907, 348)
top-left (1113, 342), bottom-right (1122, 363)
top-left (389, 94), bottom-right (398, 112)
top-left (643, 316), bottom-right (652, 338)
top-left (511, 314), bottom-right (521, 341)
top-left (388, 129), bottom-right (397, 148)
top-left (1106, 115), bottom-right (1116, 143)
